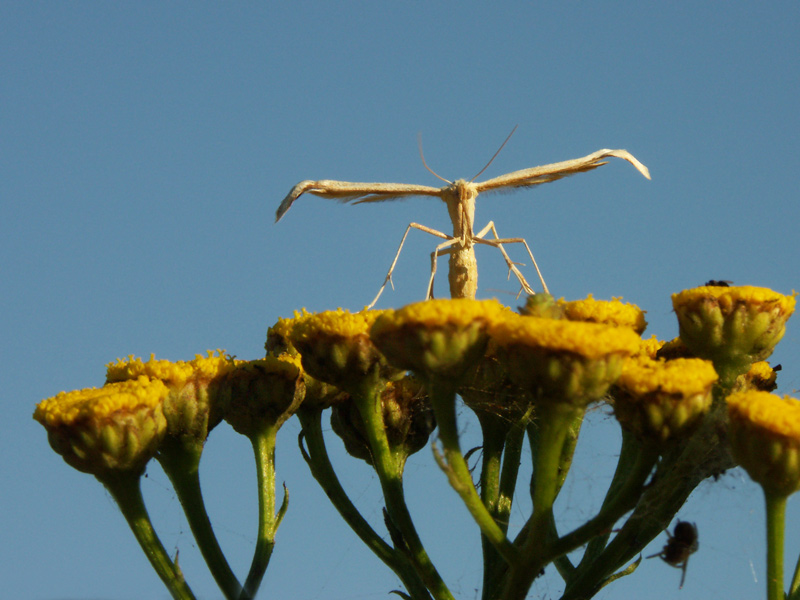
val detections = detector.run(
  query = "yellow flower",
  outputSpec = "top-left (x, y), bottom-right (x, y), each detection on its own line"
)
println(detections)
top-left (106, 351), bottom-right (237, 443)
top-left (613, 357), bottom-right (717, 443)
top-left (635, 335), bottom-right (666, 360)
top-left (558, 294), bottom-right (648, 334)
top-left (223, 354), bottom-right (305, 436)
top-left (672, 286), bottom-right (795, 380)
top-left (727, 391), bottom-right (800, 496)
top-left (289, 308), bottom-right (398, 392)
top-left (265, 309), bottom-right (312, 356)
top-left (734, 361), bottom-right (780, 393)
top-left (370, 299), bottom-right (510, 382)
top-left (489, 314), bottom-right (641, 407)
top-left (34, 377), bottom-right (168, 476)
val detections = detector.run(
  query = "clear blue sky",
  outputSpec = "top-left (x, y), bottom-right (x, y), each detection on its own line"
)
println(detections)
top-left (4, 4), bottom-right (799, 599)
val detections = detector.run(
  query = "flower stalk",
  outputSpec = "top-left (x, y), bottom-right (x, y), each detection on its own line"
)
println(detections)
top-left (99, 470), bottom-right (197, 600)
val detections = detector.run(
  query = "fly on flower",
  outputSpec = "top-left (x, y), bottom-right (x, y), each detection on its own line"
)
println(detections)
top-left (647, 520), bottom-right (699, 588)
top-left (276, 128), bottom-right (650, 307)
top-left (704, 280), bottom-right (733, 287)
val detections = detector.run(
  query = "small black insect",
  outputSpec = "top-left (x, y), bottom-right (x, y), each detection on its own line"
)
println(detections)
top-left (647, 520), bottom-right (698, 588)
top-left (704, 280), bottom-right (732, 287)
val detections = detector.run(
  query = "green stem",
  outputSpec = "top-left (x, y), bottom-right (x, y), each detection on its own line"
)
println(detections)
top-left (428, 378), bottom-right (518, 564)
top-left (241, 425), bottom-right (283, 599)
top-left (99, 471), bottom-right (196, 600)
top-left (157, 437), bottom-right (242, 600)
top-left (764, 490), bottom-right (787, 600)
top-left (501, 402), bottom-right (582, 600)
top-left (789, 545), bottom-right (800, 599)
top-left (354, 376), bottom-right (454, 600)
top-left (579, 429), bottom-right (642, 566)
top-left (545, 442), bottom-right (657, 563)
top-left (560, 400), bottom-right (734, 600)
top-left (497, 412), bottom-right (528, 534)
top-left (480, 409), bottom-right (530, 600)
top-left (297, 408), bottom-right (431, 600)
top-left (476, 411), bottom-right (512, 600)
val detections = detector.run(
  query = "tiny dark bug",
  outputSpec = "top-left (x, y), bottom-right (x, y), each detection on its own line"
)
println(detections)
top-left (647, 520), bottom-right (698, 588)
top-left (704, 279), bottom-right (732, 287)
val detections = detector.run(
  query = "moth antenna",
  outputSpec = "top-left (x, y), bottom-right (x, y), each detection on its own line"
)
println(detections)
top-left (470, 125), bottom-right (518, 182)
top-left (418, 133), bottom-right (451, 184)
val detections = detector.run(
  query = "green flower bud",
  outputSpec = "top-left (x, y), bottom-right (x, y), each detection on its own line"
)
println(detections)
top-left (519, 293), bottom-right (564, 319)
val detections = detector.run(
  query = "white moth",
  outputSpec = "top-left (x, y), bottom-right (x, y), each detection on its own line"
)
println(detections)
top-left (276, 132), bottom-right (650, 308)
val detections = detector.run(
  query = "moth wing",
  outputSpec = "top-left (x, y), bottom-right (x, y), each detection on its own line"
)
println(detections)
top-left (474, 149), bottom-right (650, 193)
top-left (276, 180), bottom-right (442, 222)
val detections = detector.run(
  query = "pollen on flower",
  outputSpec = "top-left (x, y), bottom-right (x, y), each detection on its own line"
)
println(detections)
top-left (727, 391), bottom-right (800, 440)
top-left (266, 308), bottom-right (313, 354)
top-left (489, 314), bottom-right (641, 359)
top-left (617, 357), bottom-right (718, 397)
top-left (672, 286), bottom-right (796, 315)
top-left (291, 308), bottom-right (385, 341)
top-left (370, 299), bottom-right (511, 335)
top-left (558, 295), bottom-right (648, 334)
top-left (34, 376), bottom-right (168, 427)
top-left (635, 335), bottom-right (666, 360)
top-left (106, 351), bottom-right (235, 385)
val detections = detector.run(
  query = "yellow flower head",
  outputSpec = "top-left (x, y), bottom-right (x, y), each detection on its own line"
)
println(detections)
top-left (222, 354), bottom-right (305, 436)
top-left (106, 350), bottom-right (236, 385)
top-left (266, 309), bottom-right (312, 356)
top-left (635, 335), bottom-right (666, 360)
top-left (106, 351), bottom-right (238, 443)
top-left (735, 361), bottom-right (780, 393)
top-left (33, 377), bottom-right (168, 476)
top-left (370, 299), bottom-right (510, 382)
top-left (727, 391), bottom-right (800, 496)
top-left (672, 286), bottom-right (795, 381)
top-left (558, 294), bottom-right (648, 335)
top-left (613, 357), bottom-right (717, 444)
top-left (488, 314), bottom-right (641, 407)
top-left (289, 308), bottom-right (399, 392)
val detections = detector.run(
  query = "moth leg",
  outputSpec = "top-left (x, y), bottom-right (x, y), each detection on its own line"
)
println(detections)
top-left (367, 222), bottom-right (450, 309)
top-left (473, 221), bottom-right (549, 295)
top-left (426, 237), bottom-right (462, 301)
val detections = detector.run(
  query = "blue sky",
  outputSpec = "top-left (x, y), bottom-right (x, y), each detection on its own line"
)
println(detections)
top-left (3, 4), bottom-right (799, 599)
